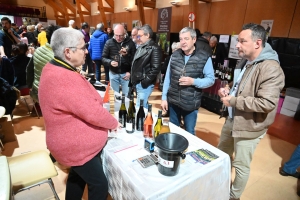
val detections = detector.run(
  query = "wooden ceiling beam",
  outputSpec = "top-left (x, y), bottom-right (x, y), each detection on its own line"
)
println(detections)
top-left (97, 0), bottom-right (115, 28)
top-left (76, 0), bottom-right (91, 24)
top-left (142, 1), bottom-right (156, 8)
top-left (199, 0), bottom-right (211, 2)
top-left (136, 0), bottom-right (146, 25)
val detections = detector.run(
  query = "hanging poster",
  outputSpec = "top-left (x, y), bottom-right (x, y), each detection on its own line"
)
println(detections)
top-left (260, 20), bottom-right (274, 38)
top-left (228, 35), bottom-right (241, 59)
top-left (156, 7), bottom-right (172, 55)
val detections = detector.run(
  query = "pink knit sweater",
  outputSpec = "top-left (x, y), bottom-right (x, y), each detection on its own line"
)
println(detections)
top-left (39, 63), bottom-right (118, 166)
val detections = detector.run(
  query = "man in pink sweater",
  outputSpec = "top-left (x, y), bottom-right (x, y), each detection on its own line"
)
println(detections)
top-left (39, 28), bottom-right (121, 200)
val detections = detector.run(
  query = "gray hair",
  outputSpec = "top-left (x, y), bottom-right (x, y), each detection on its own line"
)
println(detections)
top-left (69, 20), bottom-right (75, 26)
top-left (210, 36), bottom-right (218, 43)
top-left (202, 32), bottom-right (212, 39)
top-left (171, 42), bottom-right (181, 51)
top-left (51, 28), bottom-right (84, 60)
top-left (96, 23), bottom-right (104, 31)
top-left (179, 27), bottom-right (197, 39)
top-left (138, 24), bottom-right (153, 38)
top-left (242, 23), bottom-right (267, 47)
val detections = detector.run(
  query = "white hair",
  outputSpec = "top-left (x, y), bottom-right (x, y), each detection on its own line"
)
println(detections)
top-left (210, 36), bottom-right (218, 43)
top-left (51, 28), bottom-right (84, 61)
top-left (68, 20), bottom-right (75, 26)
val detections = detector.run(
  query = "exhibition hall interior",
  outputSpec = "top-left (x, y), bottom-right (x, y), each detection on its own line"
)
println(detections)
top-left (0, 0), bottom-right (300, 199)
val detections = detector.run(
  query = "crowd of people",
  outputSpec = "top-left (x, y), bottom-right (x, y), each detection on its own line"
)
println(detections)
top-left (0, 16), bottom-right (293, 200)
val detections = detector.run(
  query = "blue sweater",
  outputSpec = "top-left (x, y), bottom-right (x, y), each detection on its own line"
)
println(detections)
top-left (88, 30), bottom-right (108, 61)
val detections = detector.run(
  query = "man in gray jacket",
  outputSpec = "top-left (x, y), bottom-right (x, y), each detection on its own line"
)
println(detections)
top-left (218, 23), bottom-right (285, 200)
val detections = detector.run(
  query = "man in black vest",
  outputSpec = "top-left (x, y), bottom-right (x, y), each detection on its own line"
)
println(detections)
top-left (161, 27), bottom-right (215, 135)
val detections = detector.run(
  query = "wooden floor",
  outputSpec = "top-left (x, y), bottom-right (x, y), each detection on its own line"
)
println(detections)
top-left (267, 113), bottom-right (300, 145)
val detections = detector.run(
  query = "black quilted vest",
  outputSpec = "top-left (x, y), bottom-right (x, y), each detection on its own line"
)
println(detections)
top-left (168, 48), bottom-right (210, 111)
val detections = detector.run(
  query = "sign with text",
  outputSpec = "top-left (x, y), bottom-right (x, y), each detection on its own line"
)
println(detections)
top-left (228, 35), bottom-right (241, 59)
top-left (157, 7), bottom-right (172, 55)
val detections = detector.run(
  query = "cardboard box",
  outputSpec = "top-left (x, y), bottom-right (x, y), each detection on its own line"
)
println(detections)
top-left (280, 107), bottom-right (296, 117)
top-left (282, 96), bottom-right (300, 111)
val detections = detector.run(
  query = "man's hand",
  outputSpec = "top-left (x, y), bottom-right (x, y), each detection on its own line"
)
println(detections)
top-left (119, 47), bottom-right (128, 56)
top-left (161, 100), bottom-right (168, 112)
top-left (111, 61), bottom-right (118, 67)
top-left (178, 77), bottom-right (194, 86)
top-left (7, 28), bottom-right (13, 35)
top-left (221, 95), bottom-right (232, 107)
top-left (122, 72), bottom-right (130, 81)
top-left (218, 88), bottom-right (230, 98)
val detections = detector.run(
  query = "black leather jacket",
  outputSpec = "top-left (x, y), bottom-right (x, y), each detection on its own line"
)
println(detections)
top-left (196, 37), bottom-right (212, 56)
top-left (130, 40), bottom-right (162, 88)
top-left (102, 36), bottom-right (136, 74)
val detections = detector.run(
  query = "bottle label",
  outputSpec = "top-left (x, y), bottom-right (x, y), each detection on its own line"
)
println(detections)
top-left (144, 124), bottom-right (153, 138)
top-left (215, 69), bottom-right (219, 74)
top-left (137, 118), bottom-right (144, 131)
top-left (158, 155), bottom-right (174, 168)
top-left (126, 122), bottom-right (133, 131)
top-left (119, 115), bottom-right (126, 127)
top-left (227, 75), bottom-right (231, 80)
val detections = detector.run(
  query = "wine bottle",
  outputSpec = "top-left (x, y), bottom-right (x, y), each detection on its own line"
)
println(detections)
top-left (154, 110), bottom-right (163, 138)
top-left (136, 99), bottom-right (145, 131)
top-left (118, 95), bottom-right (127, 128)
top-left (126, 94), bottom-right (135, 133)
top-left (160, 119), bottom-right (170, 134)
top-left (143, 104), bottom-right (153, 138)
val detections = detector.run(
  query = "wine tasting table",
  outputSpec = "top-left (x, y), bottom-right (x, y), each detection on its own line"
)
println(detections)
top-left (102, 123), bottom-right (230, 200)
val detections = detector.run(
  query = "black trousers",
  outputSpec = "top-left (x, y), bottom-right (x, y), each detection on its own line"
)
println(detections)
top-left (65, 153), bottom-right (108, 200)
top-left (82, 53), bottom-right (94, 73)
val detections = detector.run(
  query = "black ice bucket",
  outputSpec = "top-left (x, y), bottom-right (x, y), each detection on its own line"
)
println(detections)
top-left (155, 133), bottom-right (189, 176)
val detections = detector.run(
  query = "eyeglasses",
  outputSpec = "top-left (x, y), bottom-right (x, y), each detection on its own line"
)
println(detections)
top-left (67, 46), bottom-right (87, 51)
top-left (114, 34), bottom-right (124, 38)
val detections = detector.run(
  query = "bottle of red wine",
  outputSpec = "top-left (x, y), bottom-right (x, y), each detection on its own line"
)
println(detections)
top-left (118, 95), bottom-right (127, 128)
top-left (136, 99), bottom-right (145, 131)
top-left (126, 94), bottom-right (135, 133)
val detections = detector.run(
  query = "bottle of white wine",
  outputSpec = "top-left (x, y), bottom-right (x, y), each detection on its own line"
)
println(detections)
top-left (136, 99), bottom-right (145, 131)
top-left (118, 95), bottom-right (127, 128)
top-left (126, 94), bottom-right (135, 133)
top-left (154, 110), bottom-right (163, 138)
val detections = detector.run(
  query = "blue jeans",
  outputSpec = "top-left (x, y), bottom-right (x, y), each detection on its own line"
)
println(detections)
top-left (94, 60), bottom-right (108, 82)
top-left (169, 103), bottom-right (198, 135)
top-left (283, 144), bottom-right (300, 174)
top-left (109, 71), bottom-right (129, 96)
top-left (135, 83), bottom-right (154, 109)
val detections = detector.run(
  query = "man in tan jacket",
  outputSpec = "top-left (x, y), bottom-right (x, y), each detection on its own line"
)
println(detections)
top-left (218, 23), bottom-right (285, 200)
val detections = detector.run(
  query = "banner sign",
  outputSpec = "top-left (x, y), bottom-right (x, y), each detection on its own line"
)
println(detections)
top-left (157, 7), bottom-right (172, 55)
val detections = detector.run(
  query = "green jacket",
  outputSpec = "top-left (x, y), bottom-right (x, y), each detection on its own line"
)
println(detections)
top-left (26, 43), bottom-right (54, 102)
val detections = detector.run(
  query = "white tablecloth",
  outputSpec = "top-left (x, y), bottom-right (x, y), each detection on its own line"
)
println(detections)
top-left (102, 123), bottom-right (230, 200)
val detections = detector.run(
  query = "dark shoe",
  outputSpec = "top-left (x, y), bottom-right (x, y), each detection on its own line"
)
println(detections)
top-left (280, 168), bottom-right (300, 178)
top-left (229, 198), bottom-right (240, 200)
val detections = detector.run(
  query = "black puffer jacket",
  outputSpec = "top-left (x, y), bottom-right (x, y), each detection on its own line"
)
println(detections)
top-left (130, 40), bottom-right (162, 88)
top-left (102, 36), bottom-right (136, 74)
top-left (195, 37), bottom-right (212, 56)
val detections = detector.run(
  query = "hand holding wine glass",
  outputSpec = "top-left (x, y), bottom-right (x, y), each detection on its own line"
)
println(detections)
top-left (111, 55), bottom-right (120, 67)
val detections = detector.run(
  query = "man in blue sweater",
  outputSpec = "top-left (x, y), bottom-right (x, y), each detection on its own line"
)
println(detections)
top-left (88, 23), bottom-right (109, 82)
